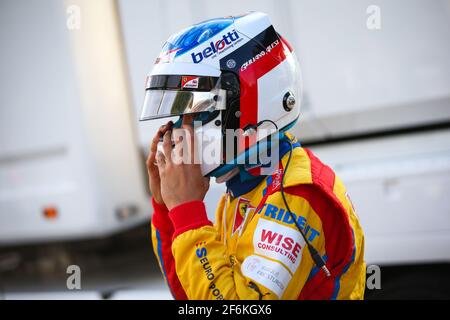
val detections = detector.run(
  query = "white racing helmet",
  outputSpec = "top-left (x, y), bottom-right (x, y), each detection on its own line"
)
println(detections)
top-left (140, 12), bottom-right (302, 181)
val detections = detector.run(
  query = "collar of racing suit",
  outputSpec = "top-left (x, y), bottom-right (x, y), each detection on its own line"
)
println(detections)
top-left (226, 133), bottom-right (301, 198)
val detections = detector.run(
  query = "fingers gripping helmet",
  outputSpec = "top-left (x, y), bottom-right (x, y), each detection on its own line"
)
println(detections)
top-left (140, 12), bottom-right (301, 181)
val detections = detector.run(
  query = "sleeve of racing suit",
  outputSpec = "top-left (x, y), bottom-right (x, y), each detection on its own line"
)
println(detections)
top-left (169, 194), bottom-right (332, 300)
top-left (168, 200), bottom-right (262, 299)
top-left (150, 197), bottom-right (188, 300)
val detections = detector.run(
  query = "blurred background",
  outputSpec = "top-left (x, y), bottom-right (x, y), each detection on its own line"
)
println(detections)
top-left (1, 0), bottom-right (449, 299)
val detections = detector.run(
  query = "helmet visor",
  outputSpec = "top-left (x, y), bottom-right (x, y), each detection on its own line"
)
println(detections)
top-left (140, 75), bottom-right (226, 121)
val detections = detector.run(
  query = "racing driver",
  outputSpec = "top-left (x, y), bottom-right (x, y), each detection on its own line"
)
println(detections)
top-left (141, 12), bottom-right (366, 300)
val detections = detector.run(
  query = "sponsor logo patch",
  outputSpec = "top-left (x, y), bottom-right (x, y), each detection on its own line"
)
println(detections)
top-left (241, 255), bottom-right (291, 298)
top-left (231, 198), bottom-right (254, 237)
top-left (258, 203), bottom-right (320, 242)
top-left (253, 219), bottom-right (305, 274)
top-left (181, 76), bottom-right (199, 89)
top-left (195, 242), bottom-right (223, 300)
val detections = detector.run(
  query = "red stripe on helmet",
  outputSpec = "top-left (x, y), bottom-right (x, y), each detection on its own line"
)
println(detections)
top-left (238, 39), bottom-right (288, 152)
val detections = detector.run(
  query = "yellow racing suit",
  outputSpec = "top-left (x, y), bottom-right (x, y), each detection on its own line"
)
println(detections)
top-left (151, 135), bottom-right (366, 300)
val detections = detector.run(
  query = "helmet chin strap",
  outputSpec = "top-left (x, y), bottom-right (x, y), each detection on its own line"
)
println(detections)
top-left (210, 141), bottom-right (278, 184)
top-left (210, 130), bottom-right (295, 183)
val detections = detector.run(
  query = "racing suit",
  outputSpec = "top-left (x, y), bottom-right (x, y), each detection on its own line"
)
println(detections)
top-left (151, 134), bottom-right (366, 300)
